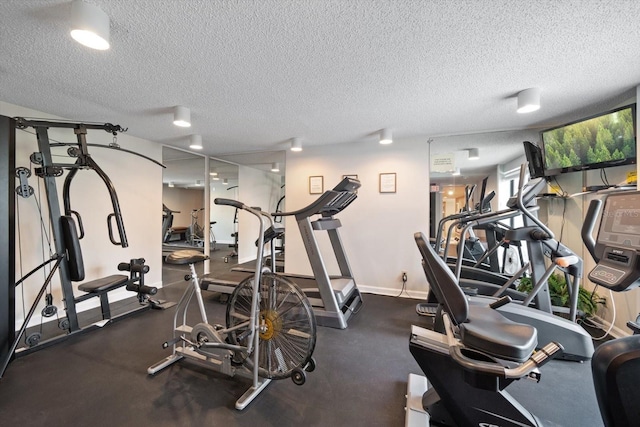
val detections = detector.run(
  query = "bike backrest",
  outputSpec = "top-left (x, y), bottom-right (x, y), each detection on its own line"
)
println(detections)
top-left (415, 232), bottom-right (468, 325)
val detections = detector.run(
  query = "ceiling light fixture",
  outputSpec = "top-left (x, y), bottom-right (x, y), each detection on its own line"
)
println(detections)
top-left (168, 182), bottom-right (174, 188)
top-left (290, 137), bottom-right (302, 152)
top-left (173, 105), bottom-right (191, 127)
top-left (189, 134), bottom-right (202, 150)
top-left (379, 128), bottom-right (393, 145)
top-left (517, 88), bottom-right (541, 114)
top-left (70, 0), bottom-right (110, 50)
top-left (209, 169), bottom-right (218, 176)
top-left (452, 168), bottom-right (461, 176)
top-left (271, 162), bottom-right (280, 172)
top-left (467, 148), bottom-right (479, 160)
top-left (223, 178), bottom-right (229, 185)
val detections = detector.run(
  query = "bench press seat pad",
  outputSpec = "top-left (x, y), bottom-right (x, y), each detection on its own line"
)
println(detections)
top-left (165, 249), bottom-right (209, 265)
top-left (78, 274), bottom-right (128, 293)
top-left (461, 304), bottom-right (538, 363)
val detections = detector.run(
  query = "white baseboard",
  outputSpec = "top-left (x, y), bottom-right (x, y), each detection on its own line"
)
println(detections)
top-left (358, 283), bottom-right (428, 300)
top-left (590, 314), bottom-right (631, 339)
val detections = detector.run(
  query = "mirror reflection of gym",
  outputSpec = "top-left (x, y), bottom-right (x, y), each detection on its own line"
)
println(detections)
top-left (161, 147), bottom-right (241, 279)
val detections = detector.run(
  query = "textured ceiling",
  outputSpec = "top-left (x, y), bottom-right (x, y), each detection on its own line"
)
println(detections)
top-left (2, 0), bottom-right (640, 174)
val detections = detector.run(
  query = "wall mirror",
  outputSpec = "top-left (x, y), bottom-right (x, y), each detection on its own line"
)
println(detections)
top-left (161, 147), bottom-right (239, 261)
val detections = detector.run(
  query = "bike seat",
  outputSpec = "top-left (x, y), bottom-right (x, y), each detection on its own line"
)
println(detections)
top-left (165, 250), bottom-right (209, 265)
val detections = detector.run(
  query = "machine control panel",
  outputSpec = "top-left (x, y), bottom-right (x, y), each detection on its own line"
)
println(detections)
top-left (591, 191), bottom-right (640, 292)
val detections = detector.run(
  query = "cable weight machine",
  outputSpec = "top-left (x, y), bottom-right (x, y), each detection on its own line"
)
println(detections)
top-left (0, 117), bottom-right (164, 378)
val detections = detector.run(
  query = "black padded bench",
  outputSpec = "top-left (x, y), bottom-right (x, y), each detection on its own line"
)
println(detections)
top-left (75, 274), bottom-right (129, 321)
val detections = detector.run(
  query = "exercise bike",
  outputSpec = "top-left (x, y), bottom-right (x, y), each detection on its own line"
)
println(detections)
top-left (148, 198), bottom-right (317, 410)
top-left (406, 189), bottom-right (640, 426)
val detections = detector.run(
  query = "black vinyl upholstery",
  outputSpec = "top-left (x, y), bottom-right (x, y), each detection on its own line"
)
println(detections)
top-left (415, 232), bottom-right (537, 362)
top-left (415, 232), bottom-right (469, 325)
top-left (60, 215), bottom-right (85, 282)
top-left (591, 335), bottom-right (640, 426)
top-left (78, 274), bottom-right (128, 293)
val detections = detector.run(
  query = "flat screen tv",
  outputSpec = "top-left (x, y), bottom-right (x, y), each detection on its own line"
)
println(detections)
top-left (540, 103), bottom-right (637, 176)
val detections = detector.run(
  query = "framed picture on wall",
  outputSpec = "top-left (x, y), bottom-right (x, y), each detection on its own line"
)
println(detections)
top-left (343, 174), bottom-right (358, 181)
top-left (309, 176), bottom-right (324, 194)
top-left (379, 173), bottom-right (396, 193)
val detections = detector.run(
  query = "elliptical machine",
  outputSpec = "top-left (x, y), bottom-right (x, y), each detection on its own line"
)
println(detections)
top-left (582, 191), bottom-right (640, 426)
top-left (406, 190), bottom-right (640, 426)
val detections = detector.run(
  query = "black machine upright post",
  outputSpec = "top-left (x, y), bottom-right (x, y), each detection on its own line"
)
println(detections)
top-left (0, 115), bottom-right (16, 366)
top-left (34, 127), bottom-right (81, 332)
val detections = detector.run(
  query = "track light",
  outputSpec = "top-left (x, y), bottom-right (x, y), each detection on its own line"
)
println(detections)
top-left (271, 162), bottom-right (280, 172)
top-left (173, 106), bottom-right (191, 127)
top-left (379, 128), bottom-right (392, 145)
top-left (168, 182), bottom-right (174, 188)
top-left (70, 0), bottom-right (110, 50)
top-left (517, 88), bottom-right (541, 114)
top-left (223, 178), bottom-right (229, 185)
top-left (452, 168), bottom-right (461, 176)
top-left (467, 148), bottom-right (479, 160)
top-left (290, 137), bottom-right (302, 152)
top-left (209, 169), bottom-right (218, 176)
top-left (189, 134), bottom-right (202, 150)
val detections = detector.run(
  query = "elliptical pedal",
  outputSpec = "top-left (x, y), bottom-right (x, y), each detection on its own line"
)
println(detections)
top-left (416, 303), bottom-right (438, 317)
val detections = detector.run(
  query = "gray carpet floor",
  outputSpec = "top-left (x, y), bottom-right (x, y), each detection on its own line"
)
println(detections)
top-left (0, 259), bottom-right (603, 426)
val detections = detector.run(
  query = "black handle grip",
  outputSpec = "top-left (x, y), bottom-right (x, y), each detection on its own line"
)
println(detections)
top-left (214, 198), bottom-right (244, 209)
top-left (70, 210), bottom-right (85, 239)
top-left (107, 213), bottom-right (128, 247)
top-left (489, 295), bottom-right (512, 309)
top-left (126, 283), bottom-right (157, 295)
top-left (118, 262), bottom-right (149, 274)
top-left (529, 229), bottom-right (551, 241)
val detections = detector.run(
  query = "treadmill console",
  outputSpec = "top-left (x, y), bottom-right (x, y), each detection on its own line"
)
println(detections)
top-left (589, 191), bottom-right (640, 291)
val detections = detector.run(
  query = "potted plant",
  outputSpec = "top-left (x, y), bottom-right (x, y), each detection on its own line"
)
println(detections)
top-left (517, 273), bottom-right (606, 318)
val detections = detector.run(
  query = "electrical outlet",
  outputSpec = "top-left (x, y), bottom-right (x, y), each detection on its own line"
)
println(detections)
top-left (402, 272), bottom-right (408, 282)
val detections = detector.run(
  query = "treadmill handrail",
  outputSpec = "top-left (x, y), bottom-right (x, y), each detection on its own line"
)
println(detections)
top-left (275, 177), bottom-right (360, 218)
top-left (277, 190), bottom-right (346, 217)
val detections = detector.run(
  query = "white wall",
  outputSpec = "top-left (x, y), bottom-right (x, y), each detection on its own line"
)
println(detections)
top-left (284, 138), bottom-right (430, 297)
top-left (237, 165), bottom-right (283, 264)
top-left (2, 101), bottom-right (162, 330)
top-left (210, 182), bottom-right (238, 247)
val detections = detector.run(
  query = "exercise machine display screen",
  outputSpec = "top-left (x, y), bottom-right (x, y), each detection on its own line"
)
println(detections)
top-left (596, 192), bottom-right (640, 251)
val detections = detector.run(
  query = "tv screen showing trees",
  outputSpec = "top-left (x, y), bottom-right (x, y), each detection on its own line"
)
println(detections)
top-left (541, 104), bottom-right (636, 176)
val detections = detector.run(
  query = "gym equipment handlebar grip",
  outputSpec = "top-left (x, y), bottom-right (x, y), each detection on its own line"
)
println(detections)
top-left (215, 198), bottom-right (244, 209)
top-left (118, 262), bottom-right (150, 274)
top-left (582, 199), bottom-right (602, 263)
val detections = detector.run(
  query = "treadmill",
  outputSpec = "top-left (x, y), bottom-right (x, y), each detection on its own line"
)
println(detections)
top-left (201, 177), bottom-right (363, 329)
top-left (275, 177), bottom-right (363, 329)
